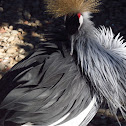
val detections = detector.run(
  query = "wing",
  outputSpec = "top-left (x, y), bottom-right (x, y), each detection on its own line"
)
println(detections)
top-left (0, 42), bottom-right (99, 126)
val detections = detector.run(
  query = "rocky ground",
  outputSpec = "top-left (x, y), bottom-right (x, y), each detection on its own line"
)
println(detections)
top-left (0, 0), bottom-right (126, 125)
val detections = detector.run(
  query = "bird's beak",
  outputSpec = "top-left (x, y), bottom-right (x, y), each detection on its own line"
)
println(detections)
top-left (64, 15), bottom-right (66, 22)
top-left (70, 35), bottom-right (74, 55)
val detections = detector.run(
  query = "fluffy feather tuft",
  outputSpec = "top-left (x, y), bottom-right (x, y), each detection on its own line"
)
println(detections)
top-left (44, 0), bottom-right (101, 17)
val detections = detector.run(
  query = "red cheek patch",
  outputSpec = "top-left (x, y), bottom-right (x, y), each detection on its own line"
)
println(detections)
top-left (77, 13), bottom-right (81, 18)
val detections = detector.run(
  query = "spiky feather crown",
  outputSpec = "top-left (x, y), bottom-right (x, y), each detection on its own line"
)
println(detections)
top-left (45, 0), bottom-right (101, 17)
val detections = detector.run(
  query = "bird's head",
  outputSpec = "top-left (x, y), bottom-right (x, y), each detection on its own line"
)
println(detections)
top-left (45, 0), bottom-right (101, 54)
top-left (45, 0), bottom-right (100, 32)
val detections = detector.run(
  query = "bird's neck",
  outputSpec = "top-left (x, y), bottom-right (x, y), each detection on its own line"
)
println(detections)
top-left (70, 13), bottom-right (95, 55)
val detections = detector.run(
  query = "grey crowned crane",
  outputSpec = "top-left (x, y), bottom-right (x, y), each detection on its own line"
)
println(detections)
top-left (0, 0), bottom-right (126, 126)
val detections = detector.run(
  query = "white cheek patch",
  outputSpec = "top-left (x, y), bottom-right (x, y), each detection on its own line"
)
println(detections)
top-left (78, 15), bottom-right (83, 29)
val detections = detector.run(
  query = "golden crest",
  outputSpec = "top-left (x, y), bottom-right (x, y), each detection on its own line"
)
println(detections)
top-left (44, 0), bottom-right (101, 17)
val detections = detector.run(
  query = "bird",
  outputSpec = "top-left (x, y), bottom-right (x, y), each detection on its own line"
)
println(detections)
top-left (0, 0), bottom-right (126, 126)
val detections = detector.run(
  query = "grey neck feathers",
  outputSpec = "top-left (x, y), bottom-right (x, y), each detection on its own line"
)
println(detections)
top-left (72, 13), bottom-right (126, 122)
